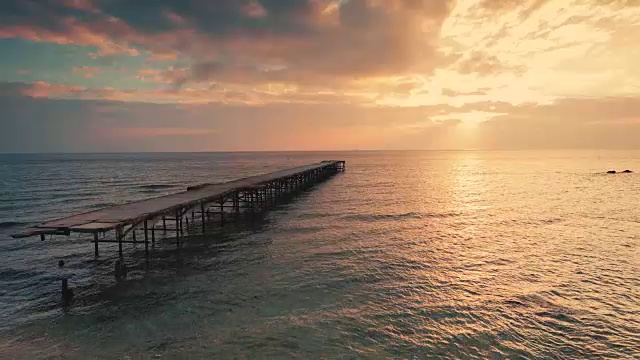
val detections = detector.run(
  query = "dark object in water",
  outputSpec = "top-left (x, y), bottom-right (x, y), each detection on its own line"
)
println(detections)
top-left (61, 278), bottom-right (74, 306)
top-left (622, 170), bottom-right (633, 173)
top-left (607, 170), bottom-right (616, 174)
top-left (187, 183), bottom-right (209, 191)
top-left (58, 260), bottom-right (65, 267)
top-left (115, 259), bottom-right (128, 282)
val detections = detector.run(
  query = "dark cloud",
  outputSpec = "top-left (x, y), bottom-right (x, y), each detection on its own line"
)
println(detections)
top-left (0, 0), bottom-right (457, 87)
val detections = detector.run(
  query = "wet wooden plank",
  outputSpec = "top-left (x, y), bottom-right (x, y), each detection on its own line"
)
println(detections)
top-left (69, 222), bottom-right (120, 232)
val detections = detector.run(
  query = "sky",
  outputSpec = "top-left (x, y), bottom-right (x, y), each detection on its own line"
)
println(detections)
top-left (1, 0), bottom-right (639, 152)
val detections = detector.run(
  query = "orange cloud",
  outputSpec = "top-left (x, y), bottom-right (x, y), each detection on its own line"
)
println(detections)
top-left (0, 18), bottom-right (139, 57)
top-left (22, 81), bottom-right (87, 98)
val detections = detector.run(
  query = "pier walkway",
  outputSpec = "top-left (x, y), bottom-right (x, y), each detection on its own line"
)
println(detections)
top-left (13, 160), bottom-right (345, 257)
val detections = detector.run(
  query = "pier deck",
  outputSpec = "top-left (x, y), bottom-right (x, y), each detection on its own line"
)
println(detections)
top-left (12, 160), bottom-right (345, 257)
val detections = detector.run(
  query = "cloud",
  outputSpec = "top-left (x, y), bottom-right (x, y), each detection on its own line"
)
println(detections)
top-left (442, 88), bottom-right (489, 97)
top-left (0, 0), bottom-right (457, 87)
top-left (433, 0), bottom-right (640, 107)
top-left (474, 96), bottom-right (640, 149)
top-left (3, 81), bottom-right (640, 151)
top-left (4, 0), bottom-right (637, 108)
top-left (0, 15), bottom-right (140, 56)
top-left (456, 51), bottom-right (524, 76)
top-left (2, 0), bottom-right (640, 152)
top-left (0, 91), bottom-right (436, 152)
top-left (6, 80), bottom-right (375, 105)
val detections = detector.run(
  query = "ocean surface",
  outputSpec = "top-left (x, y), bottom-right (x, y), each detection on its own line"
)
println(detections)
top-left (0, 151), bottom-right (638, 359)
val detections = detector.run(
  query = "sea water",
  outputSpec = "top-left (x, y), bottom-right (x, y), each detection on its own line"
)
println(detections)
top-left (0, 151), bottom-right (638, 358)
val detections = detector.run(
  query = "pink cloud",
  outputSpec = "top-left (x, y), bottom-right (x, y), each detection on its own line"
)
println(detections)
top-left (163, 10), bottom-right (188, 26)
top-left (22, 81), bottom-right (87, 98)
top-left (0, 17), bottom-right (139, 57)
top-left (241, 2), bottom-right (268, 19)
top-left (134, 68), bottom-right (172, 84)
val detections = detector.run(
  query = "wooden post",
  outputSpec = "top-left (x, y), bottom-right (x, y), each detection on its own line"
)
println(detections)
top-left (253, 191), bottom-right (257, 212)
top-left (144, 220), bottom-right (149, 257)
top-left (132, 229), bottom-right (136, 243)
top-left (162, 216), bottom-right (167, 233)
top-left (252, 190), bottom-right (256, 212)
top-left (151, 223), bottom-right (155, 244)
top-left (220, 198), bottom-right (224, 226)
top-left (176, 209), bottom-right (181, 247)
top-left (201, 202), bottom-right (206, 234)
top-left (235, 192), bottom-right (240, 217)
top-left (117, 227), bottom-right (123, 257)
top-left (94, 232), bottom-right (99, 257)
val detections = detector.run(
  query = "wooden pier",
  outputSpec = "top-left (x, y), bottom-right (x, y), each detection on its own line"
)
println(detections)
top-left (12, 161), bottom-right (345, 257)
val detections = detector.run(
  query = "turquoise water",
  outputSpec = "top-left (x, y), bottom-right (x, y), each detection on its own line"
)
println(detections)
top-left (0, 151), bottom-right (638, 358)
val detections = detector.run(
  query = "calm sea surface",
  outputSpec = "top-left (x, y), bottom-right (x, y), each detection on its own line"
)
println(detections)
top-left (0, 151), bottom-right (638, 359)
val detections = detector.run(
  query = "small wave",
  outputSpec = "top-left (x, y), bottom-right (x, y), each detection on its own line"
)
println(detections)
top-left (0, 221), bottom-right (26, 229)
top-left (341, 211), bottom-right (460, 221)
top-left (498, 217), bottom-right (563, 226)
top-left (55, 196), bottom-right (102, 204)
top-left (504, 299), bottom-right (526, 307)
top-left (137, 184), bottom-right (177, 190)
top-left (0, 267), bottom-right (46, 281)
top-left (296, 212), bottom-right (336, 219)
top-left (87, 202), bottom-right (118, 209)
top-left (139, 189), bottom-right (170, 194)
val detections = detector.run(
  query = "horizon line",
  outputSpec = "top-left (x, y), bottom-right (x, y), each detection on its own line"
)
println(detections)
top-left (1, 148), bottom-right (639, 155)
